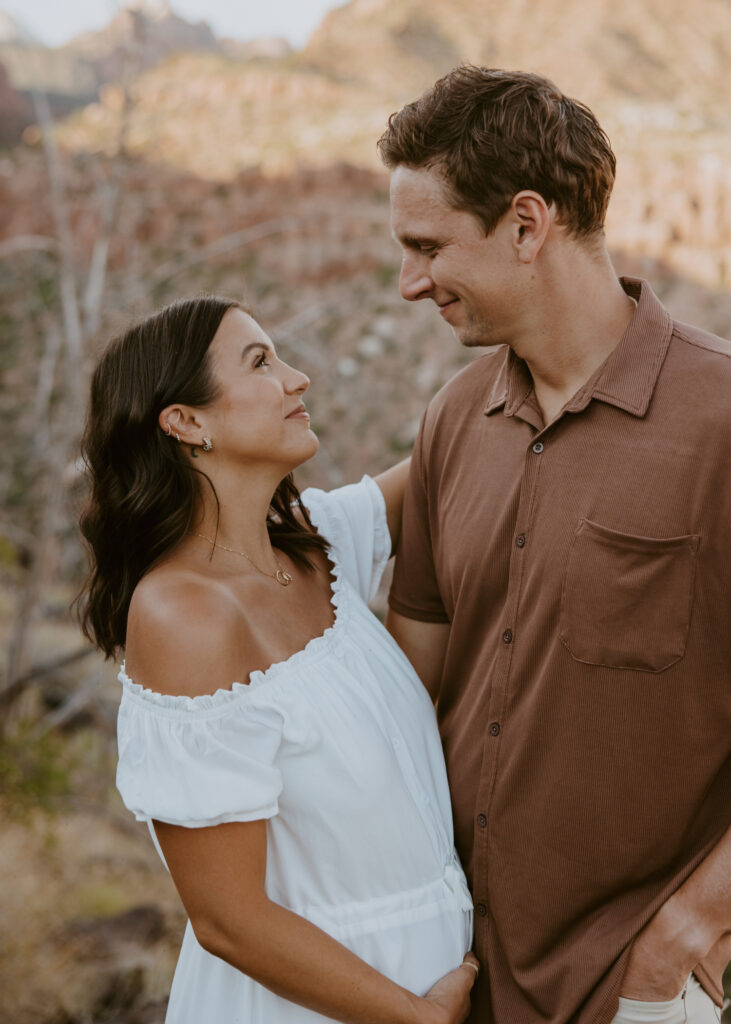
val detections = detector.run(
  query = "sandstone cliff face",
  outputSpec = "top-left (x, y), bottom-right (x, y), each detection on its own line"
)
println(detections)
top-left (0, 1), bottom-right (223, 101)
top-left (305, 0), bottom-right (731, 114)
top-left (1, 7), bottom-right (731, 1023)
top-left (0, 10), bottom-right (38, 45)
top-left (69, 3), bottom-right (222, 82)
top-left (39, 0), bottom-right (730, 291)
top-left (0, 42), bottom-right (98, 100)
top-left (0, 59), bottom-right (32, 144)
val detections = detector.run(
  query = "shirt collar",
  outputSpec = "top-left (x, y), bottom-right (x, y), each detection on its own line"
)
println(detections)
top-left (484, 278), bottom-right (674, 420)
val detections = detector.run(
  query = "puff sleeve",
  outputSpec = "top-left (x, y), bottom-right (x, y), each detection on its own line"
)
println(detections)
top-left (302, 475), bottom-right (391, 604)
top-left (116, 669), bottom-right (284, 828)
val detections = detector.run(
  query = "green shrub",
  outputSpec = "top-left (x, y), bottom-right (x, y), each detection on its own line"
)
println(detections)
top-left (0, 726), bottom-right (72, 818)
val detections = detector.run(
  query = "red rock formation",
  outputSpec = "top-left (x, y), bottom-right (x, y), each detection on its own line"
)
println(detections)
top-left (0, 60), bottom-right (32, 145)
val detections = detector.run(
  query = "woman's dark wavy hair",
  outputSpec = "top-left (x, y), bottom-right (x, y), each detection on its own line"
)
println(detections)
top-left (77, 295), bottom-right (328, 660)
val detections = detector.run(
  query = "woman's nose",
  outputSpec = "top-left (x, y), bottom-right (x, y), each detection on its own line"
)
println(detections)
top-left (283, 364), bottom-right (310, 393)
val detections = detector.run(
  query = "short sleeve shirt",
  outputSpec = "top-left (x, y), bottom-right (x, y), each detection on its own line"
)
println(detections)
top-left (389, 278), bottom-right (731, 1024)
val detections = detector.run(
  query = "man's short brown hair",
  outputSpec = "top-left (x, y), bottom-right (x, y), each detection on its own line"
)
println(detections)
top-left (378, 66), bottom-right (616, 239)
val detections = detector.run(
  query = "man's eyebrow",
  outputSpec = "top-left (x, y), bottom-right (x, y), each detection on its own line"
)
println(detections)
top-left (392, 232), bottom-right (440, 248)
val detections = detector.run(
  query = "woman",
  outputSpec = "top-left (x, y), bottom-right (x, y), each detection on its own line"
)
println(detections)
top-left (78, 296), bottom-right (477, 1024)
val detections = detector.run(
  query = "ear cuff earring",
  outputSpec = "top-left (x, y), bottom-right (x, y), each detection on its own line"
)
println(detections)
top-left (163, 424), bottom-right (180, 442)
top-left (190, 436), bottom-right (213, 459)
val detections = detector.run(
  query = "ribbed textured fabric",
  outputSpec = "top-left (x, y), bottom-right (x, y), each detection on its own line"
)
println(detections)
top-left (389, 278), bottom-right (731, 1024)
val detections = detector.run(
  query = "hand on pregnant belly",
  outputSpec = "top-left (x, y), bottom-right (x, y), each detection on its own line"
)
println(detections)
top-left (421, 953), bottom-right (480, 1024)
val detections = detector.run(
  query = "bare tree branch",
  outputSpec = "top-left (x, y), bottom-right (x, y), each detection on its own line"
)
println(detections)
top-left (82, 85), bottom-right (131, 338)
top-left (0, 520), bottom-right (35, 550)
top-left (5, 94), bottom-right (89, 705)
top-left (32, 90), bottom-right (84, 412)
top-left (32, 322), bottom-right (63, 458)
top-left (0, 646), bottom-right (96, 709)
top-left (31, 664), bottom-right (105, 739)
top-left (0, 235), bottom-right (59, 259)
top-left (150, 217), bottom-right (296, 287)
top-left (271, 303), bottom-right (332, 371)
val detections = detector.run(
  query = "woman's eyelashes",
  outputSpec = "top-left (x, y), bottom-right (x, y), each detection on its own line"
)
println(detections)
top-left (254, 349), bottom-right (271, 369)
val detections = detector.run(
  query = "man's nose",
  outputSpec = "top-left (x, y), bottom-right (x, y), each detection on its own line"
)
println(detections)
top-left (399, 254), bottom-right (433, 302)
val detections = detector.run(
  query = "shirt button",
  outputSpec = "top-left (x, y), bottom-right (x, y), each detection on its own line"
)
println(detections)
top-left (516, 534), bottom-right (526, 548)
top-left (475, 902), bottom-right (487, 917)
top-left (477, 813), bottom-right (487, 828)
top-left (502, 629), bottom-right (513, 644)
top-left (489, 722), bottom-right (501, 737)
top-left (532, 441), bottom-right (544, 454)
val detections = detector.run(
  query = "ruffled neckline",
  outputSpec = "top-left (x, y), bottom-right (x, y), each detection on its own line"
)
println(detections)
top-left (118, 493), bottom-right (347, 710)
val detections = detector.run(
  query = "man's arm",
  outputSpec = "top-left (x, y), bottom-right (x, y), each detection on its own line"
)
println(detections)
top-left (386, 610), bottom-right (450, 701)
top-left (620, 824), bottom-right (731, 999)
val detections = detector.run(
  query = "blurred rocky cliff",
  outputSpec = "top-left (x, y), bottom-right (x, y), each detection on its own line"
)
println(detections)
top-left (5, 0), bottom-right (728, 285)
top-left (1, 2), bottom-right (730, 1022)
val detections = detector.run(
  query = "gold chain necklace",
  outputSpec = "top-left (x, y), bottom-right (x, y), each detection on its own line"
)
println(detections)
top-left (194, 533), bottom-right (293, 586)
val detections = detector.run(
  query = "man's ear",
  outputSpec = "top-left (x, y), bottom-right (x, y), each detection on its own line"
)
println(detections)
top-left (511, 191), bottom-right (553, 264)
top-left (158, 405), bottom-right (204, 444)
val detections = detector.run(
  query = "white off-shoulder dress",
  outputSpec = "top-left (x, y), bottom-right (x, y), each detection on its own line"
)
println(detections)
top-left (116, 476), bottom-right (473, 1023)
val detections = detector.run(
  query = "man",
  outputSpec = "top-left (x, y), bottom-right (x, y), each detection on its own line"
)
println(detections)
top-left (379, 67), bottom-right (730, 1024)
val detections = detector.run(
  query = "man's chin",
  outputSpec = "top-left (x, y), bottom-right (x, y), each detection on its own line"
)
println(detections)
top-left (453, 325), bottom-right (492, 348)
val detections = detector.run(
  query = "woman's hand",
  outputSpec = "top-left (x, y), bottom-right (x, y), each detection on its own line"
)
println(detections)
top-left (155, 815), bottom-right (478, 1024)
top-left (420, 954), bottom-right (480, 1024)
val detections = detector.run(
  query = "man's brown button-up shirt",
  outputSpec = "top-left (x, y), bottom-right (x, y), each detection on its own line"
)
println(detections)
top-left (389, 279), bottom-right (731, 1024)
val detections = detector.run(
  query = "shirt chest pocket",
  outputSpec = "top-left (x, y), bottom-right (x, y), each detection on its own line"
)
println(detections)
top-left (559, 518), bottom-right (700, 673)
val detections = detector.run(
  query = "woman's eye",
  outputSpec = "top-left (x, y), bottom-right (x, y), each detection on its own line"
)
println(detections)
top-left (254, 352), bottom-right (270, 368)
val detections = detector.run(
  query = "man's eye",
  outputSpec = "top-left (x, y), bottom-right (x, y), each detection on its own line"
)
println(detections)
top-left (420, 246), bottom-right (438, 257)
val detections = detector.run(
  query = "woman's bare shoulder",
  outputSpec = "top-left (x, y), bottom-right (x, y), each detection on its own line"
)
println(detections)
top-left (125, 564), bottom-right (249, 698)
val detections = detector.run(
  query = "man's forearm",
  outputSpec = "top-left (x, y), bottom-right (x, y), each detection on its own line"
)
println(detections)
top-left (385, 610), bottom-right (450, 700)
top-left (673, 823), bottom-right (731, 943)
top-left (620, 824), bottom-right (731, 999)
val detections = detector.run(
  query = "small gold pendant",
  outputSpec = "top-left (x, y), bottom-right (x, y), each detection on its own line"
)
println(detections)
top-left (276, 569), bottom-right (293, 586)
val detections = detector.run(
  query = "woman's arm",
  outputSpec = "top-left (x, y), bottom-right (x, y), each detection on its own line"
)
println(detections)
top-left (125, 570), bottom-right (477, 1024)
top-left (374, 457), bottom-right (411, 554)
top-left (155, 817), bottom-right (476, 1024)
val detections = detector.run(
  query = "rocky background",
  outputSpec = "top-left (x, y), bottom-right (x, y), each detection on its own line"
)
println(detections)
top-left (0, 1), bottom-right (730, 1021)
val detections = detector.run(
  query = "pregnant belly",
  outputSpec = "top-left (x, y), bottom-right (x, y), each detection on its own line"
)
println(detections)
top-left (294, 857), bottom-right (474, 995)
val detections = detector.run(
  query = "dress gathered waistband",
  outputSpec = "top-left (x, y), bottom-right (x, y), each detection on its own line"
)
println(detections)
top-left (289, 855), bottom-right (473, 940)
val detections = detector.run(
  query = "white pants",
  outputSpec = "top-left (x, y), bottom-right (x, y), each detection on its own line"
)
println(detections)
top-left (610, 974), bottom-right (722, 1024)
